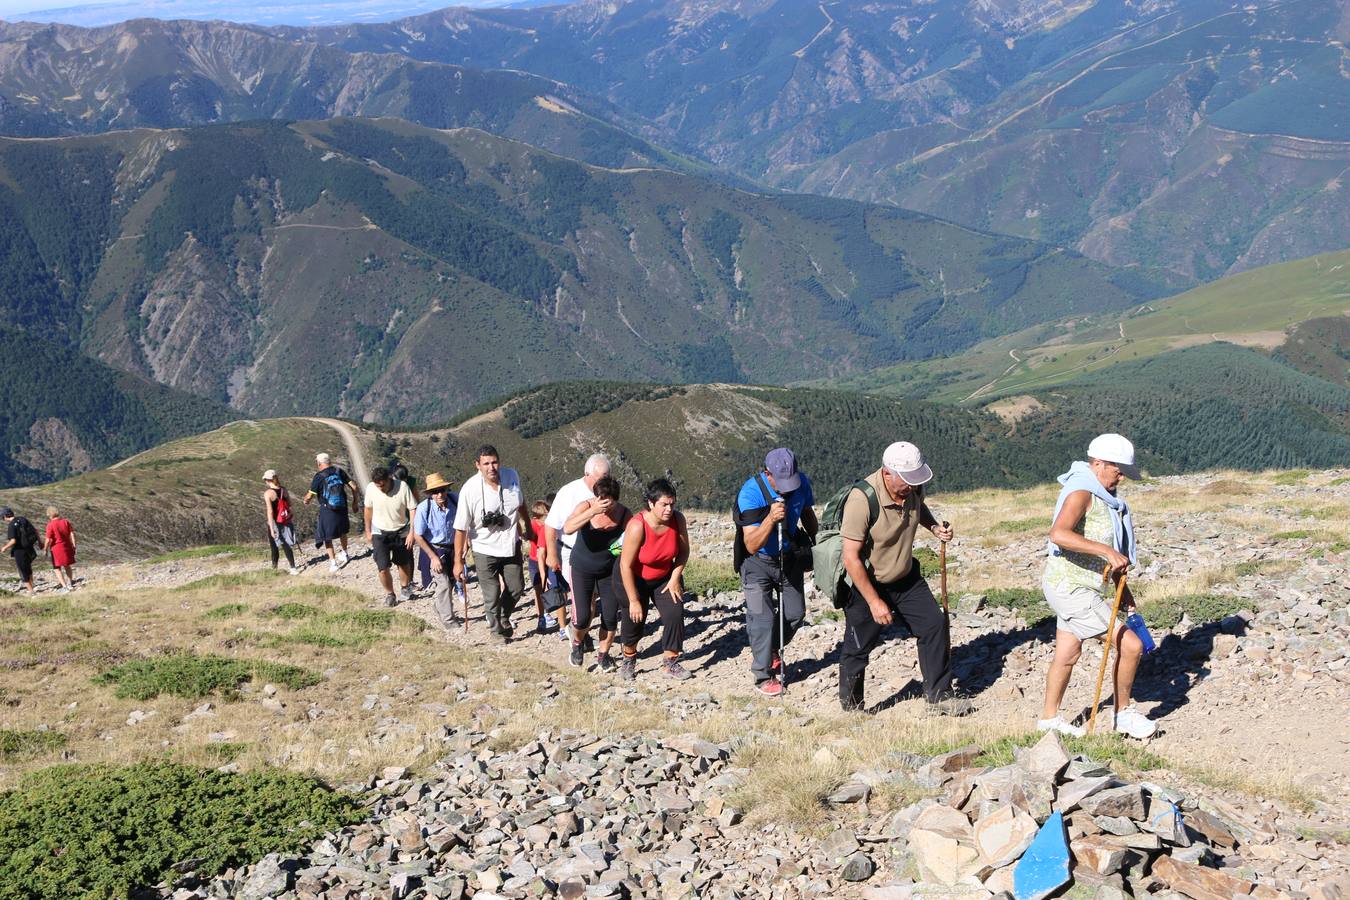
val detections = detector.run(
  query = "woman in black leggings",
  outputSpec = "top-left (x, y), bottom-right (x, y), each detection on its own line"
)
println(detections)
top-left (618, 478), bottom-right (691, 682)
top-left (563, 475), bottom-right (629, 672)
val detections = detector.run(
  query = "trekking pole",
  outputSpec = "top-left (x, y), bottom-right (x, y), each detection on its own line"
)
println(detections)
top-left (939, 520), bottom-right (950, 655)
top-left (776, 520), bottom-right (788, 693)
top-left (1087, 565), bottom-right (1129, 735)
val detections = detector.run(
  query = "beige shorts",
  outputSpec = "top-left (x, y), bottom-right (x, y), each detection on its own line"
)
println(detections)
top-left (1042, 576), bottom-right (1111, 640)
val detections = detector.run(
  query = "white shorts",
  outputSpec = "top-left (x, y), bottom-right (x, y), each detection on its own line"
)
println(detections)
top-left (1042, 576), bottom-right (1112, 640)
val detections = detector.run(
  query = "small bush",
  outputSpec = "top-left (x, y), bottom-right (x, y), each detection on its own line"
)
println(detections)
top-left (93, 653), bottom-right (320, 701)
top-left (0, 729), bottom-right (67, 760)
top-left (683, 559), bottom-right (741, 597)
top-left (0, 762), bottom-right (365, 899)
top-left (1273, 529), bottom-right (1314, 541)
top-left (1137, 594), bottom-right (1245, 630)
top-left (203, 603), bottom-right (248, 620)
top-left (267, 603), bottom-right (321, 620)
top-left (983, 587), bottom-right (1052, 623)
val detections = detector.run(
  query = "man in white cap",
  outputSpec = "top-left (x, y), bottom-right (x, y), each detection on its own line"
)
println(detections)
top-left (304, 452), bottom-right (359, 573)
top-left (838, 441), bottom-right (966, 715)
top-left (1038, 433), bottom-right (1155, 740)
top-left (545, 453), bottom-right (610, 646)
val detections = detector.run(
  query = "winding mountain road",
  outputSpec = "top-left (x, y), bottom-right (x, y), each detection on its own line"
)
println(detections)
top-left (308, 417), bottom-right (370, 486)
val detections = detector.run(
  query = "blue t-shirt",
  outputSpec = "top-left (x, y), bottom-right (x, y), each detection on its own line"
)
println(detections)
top-left (736, 472), bottom-right (814, 558)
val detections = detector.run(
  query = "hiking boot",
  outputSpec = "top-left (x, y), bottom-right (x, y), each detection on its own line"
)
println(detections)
top-left (569, 643), bottom-right (585, 668)
top-left (1114, 705), bottom-right (1157, 740)
top-left (927, 694), bottom-right (974, 717)
top-left (399, 584), bottom-right (414, 602)
top-left (1038, 716), bottom-right (1085, 738)
top-left (756, 678), bottom-right (784, 698)
top-left (382, 593), bottom-right (397, 607)
top-left (596, 652), bottom-right (616, 673)
top-left (663, 658), bottom-right (692, 681)
top-left (619, 655), bottom-right (637, 681)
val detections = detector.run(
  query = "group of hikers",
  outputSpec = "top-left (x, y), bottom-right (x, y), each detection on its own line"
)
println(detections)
top-left (259, 431), bottom-right (1157, 739)
top-left (1, 506), bottom-right (78, 594)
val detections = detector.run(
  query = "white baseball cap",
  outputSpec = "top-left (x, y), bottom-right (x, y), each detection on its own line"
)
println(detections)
top-left (262, 469), bottom-right (278, 483)
top-left (1087, 434), bottom-right (1140, 479)
top-left (882, 441), bottom-right (933, 486)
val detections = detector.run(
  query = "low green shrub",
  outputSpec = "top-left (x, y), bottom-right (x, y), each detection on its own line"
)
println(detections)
top-left (146, 545), bottom-right (252, 564)
top-left (1273, 529), bottom-right (1314, 541)
top-left (992, 518), bottom-right (1044, 534)
top-left (0, 762), bottom-right (365, 899)
top-left (93, 653), bottom-right (320, 701)
top-left (203, 603), bottom-right (248, 620)
top-left (267, 603), bottom-right (321, 620)
top-left (982, 587), bottom-right (1052, 623)
top-left (683, 559), bottom-right (741, 597)
top-left (1272, 470), bottom-right (1311, 485)
top-left (173, 571), bottom-right (282, 593)
top-left (0, 729), bottom-right (67, 760)
top-left (1137, 594), bottom-right (1245, 630)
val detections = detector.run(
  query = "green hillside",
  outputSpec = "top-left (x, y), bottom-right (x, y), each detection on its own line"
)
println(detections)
top-left (0, 118), bottom-right (1165, 436)
top-left (830, 249), bottom-right (1350, 405)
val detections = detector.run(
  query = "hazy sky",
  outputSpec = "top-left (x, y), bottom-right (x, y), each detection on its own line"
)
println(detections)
top-left (0, 0), bottom-right (528, 26)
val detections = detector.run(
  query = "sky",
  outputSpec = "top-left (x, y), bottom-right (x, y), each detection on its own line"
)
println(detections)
top-left (0, 0), bottom-right (534, 26)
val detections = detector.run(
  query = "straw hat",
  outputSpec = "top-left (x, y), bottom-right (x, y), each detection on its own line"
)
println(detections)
top-left (424, 472), bottom-right (452, 493)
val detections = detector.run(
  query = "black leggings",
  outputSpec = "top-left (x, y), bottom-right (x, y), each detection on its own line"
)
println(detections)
top-left (268, 534), bottom-right (295, 568)
top-left (570, 564), bottom-right (621, 636)
top-left (620, 575), bottom-right (684, 654)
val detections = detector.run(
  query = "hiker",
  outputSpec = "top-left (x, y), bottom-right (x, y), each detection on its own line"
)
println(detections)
top-left (364, 466), bottom-right (418, 607)
top-left (837, 442), bottom-right (967, 715)
top-left (1, 507), bottom-right (41, 595)
top-left (527, 500), bottom-right (559, 634)
top-left (44, 507), bottom-right (76, 592)
top-left (261, 470), bottom-right (299, 575)
top-left (545, 454), bottom-right (610, 647)
top-left (413, 473), bottom-right (462, 629)
top-left (734, 448), bottom-right (818, 696)
top-left (304, 452), bottom-right (358, 572)
top-left (617, 478), bottom-right (691, 682)
top-left (453, 445), bottom-right (530, 642)
top-left (563, 475), bottom-right (631, 672)
top-left (393, 463), bottom-right (421, 504)
top-left (1038, 434), bottom-right (1155, 740)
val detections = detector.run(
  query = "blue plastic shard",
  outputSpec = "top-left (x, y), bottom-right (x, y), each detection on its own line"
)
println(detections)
top-left (1013, 810), bottom-right (1070, 900)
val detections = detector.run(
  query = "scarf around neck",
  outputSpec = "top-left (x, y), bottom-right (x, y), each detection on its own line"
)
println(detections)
top-left (1047, 460), bottom-right (1136, 565)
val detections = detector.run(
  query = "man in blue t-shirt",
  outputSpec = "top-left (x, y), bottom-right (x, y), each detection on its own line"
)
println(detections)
top-left (734, 448), bottom-right (818, 696)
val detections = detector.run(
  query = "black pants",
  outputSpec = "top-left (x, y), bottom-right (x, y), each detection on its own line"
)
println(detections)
top-left (13, 551), bottom-right (34, 584)
top-left (621, 575), bottom-right (683, 654)
top-left (571, 563), bottom-right (620, 635)
top-left (268, 527), bottom-right (296, 568)
top-left (838, 564), bottom-right (951, 709)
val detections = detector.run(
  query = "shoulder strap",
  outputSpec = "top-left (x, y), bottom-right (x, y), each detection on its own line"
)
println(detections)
top-left (856, 480), bottom-right (880, 528)
top-left (754, 473), bottom-right (774, 505)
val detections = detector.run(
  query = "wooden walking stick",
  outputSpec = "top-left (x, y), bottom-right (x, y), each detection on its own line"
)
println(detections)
top-left (1088, 564), bottom-right (1129, 735)
top-left (939, 521), bottom-right (951, 654)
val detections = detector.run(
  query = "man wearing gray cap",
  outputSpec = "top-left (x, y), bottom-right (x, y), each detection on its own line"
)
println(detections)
top-left (838, 441), bottom-right (967, 715)
top-left (734, 448), bottom-right (818, 697)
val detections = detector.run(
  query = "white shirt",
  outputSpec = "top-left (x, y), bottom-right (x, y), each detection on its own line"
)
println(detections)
top-left (364, 480), bottom-right (416, 534)
top-left (546, 476), bottom-right (595, 554)
top-left (453, 469), bottom-right (524, 558)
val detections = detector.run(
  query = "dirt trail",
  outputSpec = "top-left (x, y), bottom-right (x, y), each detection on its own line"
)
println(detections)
top-left (306, 417), bottom-right (371, 485)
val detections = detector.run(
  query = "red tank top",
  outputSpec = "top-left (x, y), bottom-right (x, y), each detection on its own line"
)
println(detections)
top-left (637, 515), bottom-right (678, 580)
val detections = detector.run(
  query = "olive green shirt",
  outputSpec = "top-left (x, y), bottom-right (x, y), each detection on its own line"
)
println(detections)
top-left (840, 468), bottom-right (924, 584)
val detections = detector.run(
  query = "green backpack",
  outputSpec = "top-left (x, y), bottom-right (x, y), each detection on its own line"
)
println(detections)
top-left (811, 479), bottom-right (880, 609)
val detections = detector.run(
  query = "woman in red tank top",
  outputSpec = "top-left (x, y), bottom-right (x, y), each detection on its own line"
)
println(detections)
top-left (618, 478), bottom-right (691, 682)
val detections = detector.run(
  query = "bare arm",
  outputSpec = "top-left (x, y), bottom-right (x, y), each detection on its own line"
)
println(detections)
top-left (619, 516), bottom-right (645, 606)
top-left (743, 498), bottom-right (785, 554)
top-left (262, 490), bottom-right (277, 533)
top-left (667, 513), bottom-right (690, 601)
top-left (363, 504), bottom-right (373, 541)
top-left (453, 529), bottom-right (467, 582)
top-left (1050, 490), bottom-right (1128, 575)
top-left (564, 498), bottom-right (608, 535)
top-left (544, 525), bottom-right (561, 570)
top-left (800, 505), bottom-right (819, 539)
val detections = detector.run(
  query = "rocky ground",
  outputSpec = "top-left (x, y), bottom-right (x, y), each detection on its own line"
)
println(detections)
top-left (27, 469), bottom-right (1349, 899)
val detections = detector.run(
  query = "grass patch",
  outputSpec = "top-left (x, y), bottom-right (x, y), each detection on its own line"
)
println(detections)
top-left (0, 729), bottom-right (67, 760)
top-left (146, 545), bottom-right (252, 564)
top-left (267, 602), bottom-right (322, 620)
top-left (1272, 529), bottom-right (1314, 541)
top-left (683, 558), bottom-right (740, 597)
top-left (1137, 593), bottom-right (1245, 630)
top-left (277, 584), bottom-right (367, 602)
top-left (0, 762), bottom-right (364, 899)
top-left (992, 518), bottom-right (1044, 534)
top-left (203, 603), bottom-right (248, 620)
top-left (983, 587), bottom-right (1052, 623)
top-left (93, 653), bottom-right (321, 701)
top-left (259, 607), bottom-right (427, 650)
top-left (1329, 477), bottom-right (1350, 487)
top-left (1185, 764), bottom-right (1318, 813)
top-left (201, 742), bottom-right (248, 764)
top-left (1272, 470), bottom-right (1311, 485)
top-left (172, 571), bottom-right (282, 592)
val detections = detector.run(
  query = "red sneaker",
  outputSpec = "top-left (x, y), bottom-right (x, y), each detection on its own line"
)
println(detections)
top-left (757, 679), bottom-right (784, 697)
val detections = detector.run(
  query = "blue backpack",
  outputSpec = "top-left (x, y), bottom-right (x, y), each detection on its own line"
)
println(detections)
top-left (320, 469), bottom-right (348, 510)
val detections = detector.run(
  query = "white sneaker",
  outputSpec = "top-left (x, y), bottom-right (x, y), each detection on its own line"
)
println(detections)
top-left (337, 550), bottom-right (349, 567)
top-left (329, 560), bottom-right (339, 573)
top-left (288, 567), bottom-right (300, 576)
top-left (399, 584), bottom-right (414, 602)
top-left (1114, 705), bottom-right (1157, 740)
top-left (1037, 716), bottom-right (1085, 738)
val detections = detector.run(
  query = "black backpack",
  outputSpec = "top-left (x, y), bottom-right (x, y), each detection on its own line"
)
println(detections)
top-left (14, 517), bottom-right (38, 552)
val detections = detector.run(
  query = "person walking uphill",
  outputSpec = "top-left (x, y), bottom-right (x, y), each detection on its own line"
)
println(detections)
top-left (1038, 433), bottom-right (1155, 740)
top-left (413, 473), bottom-right (461, 629)
top-left (454, 445), bottom-right (531, 642)
top-left (734, 448), bottom-right (817, 697)
top-left (44, 507), bottom-right (77, 592)
top-left (305, 452), bottom-right (359, 573)
top-left (617, 478), bottom-right (691, 682)
top-left (545, 454), bottom-right (610, 644)
top-left (1, 507), bottom-right (41, 595)
top-left (837, 442), bottom-right (968, 715)
top-left (365, 467), bottom-right (418, 607)
top-left (564, 475), bottom-right (631, 672)
top-left (262, 471), bottom-right (299, 575)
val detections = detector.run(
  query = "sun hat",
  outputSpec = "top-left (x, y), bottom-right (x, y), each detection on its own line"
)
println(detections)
top-left (1087, 434), bottom-right (1140, 479)
top-left (262, 469), bottom-right (278, 483)
top-left (882, 441), bottom-right (933, 487)
top-left (764, 448), bottom-right (802, 493)
top-left (424, 472), bottom-right (453, 494)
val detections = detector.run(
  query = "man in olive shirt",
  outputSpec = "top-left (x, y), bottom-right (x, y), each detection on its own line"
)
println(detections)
top-left (839, 441), bottom-right (969, 715)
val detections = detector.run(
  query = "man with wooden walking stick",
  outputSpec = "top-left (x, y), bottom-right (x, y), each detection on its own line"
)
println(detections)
top-left (1038, 433), bottom-right (1156, 740)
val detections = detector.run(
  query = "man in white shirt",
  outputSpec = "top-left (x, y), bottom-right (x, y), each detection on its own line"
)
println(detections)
top-left (544, 453), bottom-right (610, 646)
top-left (363, 466), bottom-right (417, 607)
top-left (454, 445), bottom-right (531, 641)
